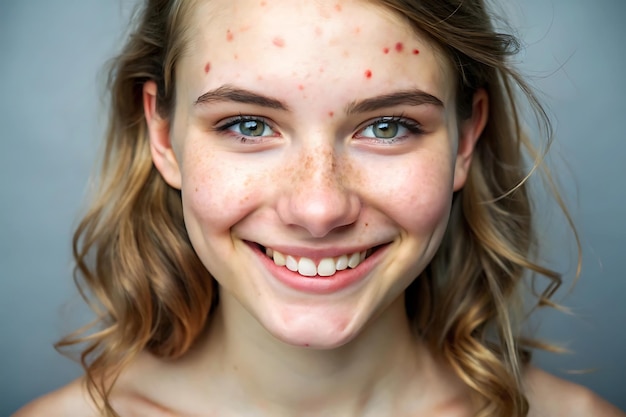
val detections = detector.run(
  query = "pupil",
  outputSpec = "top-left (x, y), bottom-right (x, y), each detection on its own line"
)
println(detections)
top-left (242, 120), bottom-right (264, 136)
top-left (374, 122), bottom-right (398, 139)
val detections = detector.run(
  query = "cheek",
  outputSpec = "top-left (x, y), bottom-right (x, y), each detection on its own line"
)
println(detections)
top-left (363, 153), bottom-right (455, 233)
top-left (179, 152), bottom-right (265, 237)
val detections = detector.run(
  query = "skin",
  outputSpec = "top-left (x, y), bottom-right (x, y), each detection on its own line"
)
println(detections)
top-left (13, 0), bottom-right (626, 416)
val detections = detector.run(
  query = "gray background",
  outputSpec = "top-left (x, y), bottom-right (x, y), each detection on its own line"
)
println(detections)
top-left (1, 0), bottom-right (624, 414)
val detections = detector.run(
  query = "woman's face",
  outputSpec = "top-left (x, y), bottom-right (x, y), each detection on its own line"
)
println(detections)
top-left (147, 0), bottom-right (483, 348)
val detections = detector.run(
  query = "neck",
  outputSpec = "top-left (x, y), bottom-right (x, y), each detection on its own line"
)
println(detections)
top-left (192, 294), bottom-right (441, 416)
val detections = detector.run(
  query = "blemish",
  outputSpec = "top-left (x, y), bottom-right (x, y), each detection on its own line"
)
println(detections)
top-left (395, 42), bottom-right (404, 52)
top-left (319, 66), bottom-right (325, 73)
top-left (226, 29), bottom-right (234, 42)
top-left (364, 69), bottom-right (372, 79)
top-left (298, 84), bottom-right (304, 91)
top-left (260, 0), bottom-right (267, 5)
top-left (334, 4), bottom-right (342, 12)
top-left (314, 26), bottom-right (322, 37)
top-left (204, 62), bottom-right (211, 74)
top-left (328, 111), bottom-right (334, 117)
top-left (272, 36), bottom-right (285, 47)
top-left (354, 26), bottom-right (361, 34)
top-left (412, 48), bottom-right (420, 55)
top-left (234, 53), bottom-right (239, 60)
top-left (383, 47), bottom-right (390, 54)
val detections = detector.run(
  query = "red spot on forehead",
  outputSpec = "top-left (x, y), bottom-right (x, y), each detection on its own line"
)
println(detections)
top-left (335, 4), bottom-right (342, 12)
top-left (272, 37), bottom-right (285, 47)
top-left (260, 0), bottom-right (267, 5)
top-left (364, 69), bottom-right (372, 79)
top-left (395, 42), bottom-right (404, 52)
top-left (298, 84), bottom-right (304, 91)
top-left (204, 62), bottom-right (211, 74)
top-left (226, 29), bottom-right (234, 41)
top-left (383, 47), bottom-right (390, 54)
top-left (328, 111), bottom-right (334, 117)
top-left (412, 49), bottom-right (420, 55)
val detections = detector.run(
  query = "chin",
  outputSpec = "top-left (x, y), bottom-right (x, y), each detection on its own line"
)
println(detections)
top-left (261, 305), bottom-right (363, 350)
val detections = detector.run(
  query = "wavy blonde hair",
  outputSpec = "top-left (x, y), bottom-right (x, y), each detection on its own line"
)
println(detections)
top-left (57, 1), bottom-right (578, 416)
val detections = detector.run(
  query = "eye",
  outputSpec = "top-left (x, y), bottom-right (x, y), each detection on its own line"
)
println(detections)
top-left (356, 116), bottom-right (423, 143)
top-left (214, 115), bottom-right (278, 143)
top-left (225, 117), bottom-right (275, 137)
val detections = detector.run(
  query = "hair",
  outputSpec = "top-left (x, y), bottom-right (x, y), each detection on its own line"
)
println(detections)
top-left (56, 1), bottom-right (578, 416)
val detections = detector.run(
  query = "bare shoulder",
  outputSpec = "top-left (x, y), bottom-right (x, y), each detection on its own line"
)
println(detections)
top-left (12, 379), bottom-right (99, 417)
top-left (525, 366), bottom-right (625, 417)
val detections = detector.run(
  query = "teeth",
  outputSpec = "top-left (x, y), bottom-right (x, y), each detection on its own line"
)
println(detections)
top-left (267, 247), bottom-right (371, 277)
top-left (317, 258), bottom-right (336, 277)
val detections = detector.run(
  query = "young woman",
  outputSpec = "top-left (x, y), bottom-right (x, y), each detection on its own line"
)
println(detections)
top-left (15, 0), bottom-right (626, 416)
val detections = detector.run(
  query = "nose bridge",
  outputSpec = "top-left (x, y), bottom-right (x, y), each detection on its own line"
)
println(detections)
top-left (279, 143), bottom-right (360, 237)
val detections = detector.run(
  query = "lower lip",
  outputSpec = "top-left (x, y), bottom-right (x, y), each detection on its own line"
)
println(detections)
top-left (250, 243), bottom-right (388, 295)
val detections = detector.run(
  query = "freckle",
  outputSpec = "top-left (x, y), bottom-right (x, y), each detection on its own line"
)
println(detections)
top-left (334, 3), bottom-right (342, 12)
top-left (364, 69), bottom-right (372, 79)
top-left (319, 66), bottom-right (325, 73)
top-left (257, 75), bottom-right (263, 81)
top-left (383, 47), bottom-right (390, 54)
top-left (298, 84), bottom-right (304, 91)
top-left (354, 26), bottom-right (361, 34)
top-left (412, 48), bottom-right (420, 55)
top-left (226, 29), bottom-right (234, 41)
top-left (195, 187), bottom-right (198, 192)
top-left (234, 54), bottom-right (239, 60)
top-left (272, 36), bottom-right (285, 47)
top-left (395, 42), bottom-right (404, 52)
top-left (365, 223), bottom-right (369, 227)
top-left (204, 62), bottom-right (211, 74)
top-left (260, 0), bottom-right (267, 5)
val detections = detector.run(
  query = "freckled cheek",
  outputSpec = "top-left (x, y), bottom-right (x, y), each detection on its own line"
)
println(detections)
top-left (366, 164), bottom-right (454, 233)
top-left (179, 158), bottom-right (263, 233)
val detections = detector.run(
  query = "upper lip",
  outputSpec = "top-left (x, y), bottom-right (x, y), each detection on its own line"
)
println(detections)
top-left (249, 241), bottom-right (390, 259)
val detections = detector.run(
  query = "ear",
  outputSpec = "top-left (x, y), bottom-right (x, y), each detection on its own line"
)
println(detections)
top-left (452, 89), bottom-right (488, 191)
top-left (143, 80), bottom-right (182, 189)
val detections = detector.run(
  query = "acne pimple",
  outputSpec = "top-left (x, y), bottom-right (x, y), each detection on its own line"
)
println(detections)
top-left (298, 84), bottom-right (304, 91)
top-left (328, 111), bottom-right (334, 117)
top-left (260, 0), bottom-right (267, 5)
top-left (334, 4), bottom-right (342, 12)
top-left (234, 54), bottom-right (239, 60)
top-left (204, 62), bottom-right (211, 74)
top-left (364, 69), bottom-right (372, 79)
top-left (226, 29), bottom-right (234, 41)
top-left (315, 26), bottom-right (322, 36)
top-left (395, 42), bottom-right (404, 52)
top-left (413, 48), bottom-right (420, 55)
top-left (383, 47), bottom-right (390, 54)
top-left (272, 36), bottom-right (285, 47)
top-left (354, 26), bottom-right (361, 34)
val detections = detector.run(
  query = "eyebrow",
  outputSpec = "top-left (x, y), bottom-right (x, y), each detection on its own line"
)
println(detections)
top-left (194, 85), bottom-right (444, 113)
top-left (344, 89), bottom-right (444, 114)
top-left (195, 85), bottom-right (289, 110)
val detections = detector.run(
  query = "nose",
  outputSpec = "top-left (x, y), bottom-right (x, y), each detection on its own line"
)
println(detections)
top-left (276, 146), bottom-right (361, 238)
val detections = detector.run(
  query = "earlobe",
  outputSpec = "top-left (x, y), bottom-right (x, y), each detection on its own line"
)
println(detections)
top-left (452, 89), bottom-right (489, 191)
top-left (143, 80), bottom-right (182, 190)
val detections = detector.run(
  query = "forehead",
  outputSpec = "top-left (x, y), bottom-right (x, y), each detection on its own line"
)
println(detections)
top-left (178, 0), bottom-right (455, 109)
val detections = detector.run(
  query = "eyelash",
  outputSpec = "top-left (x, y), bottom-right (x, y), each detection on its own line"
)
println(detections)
top-left (213, 115), bottom-right (277, 143)
top-left (212, 115), bottom-right (424, 144)
top-left (354, 116), bottom-right (424, 144)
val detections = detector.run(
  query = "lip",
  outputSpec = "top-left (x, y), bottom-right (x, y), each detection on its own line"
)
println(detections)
top-left (247, 241), bottom-right (390, 295)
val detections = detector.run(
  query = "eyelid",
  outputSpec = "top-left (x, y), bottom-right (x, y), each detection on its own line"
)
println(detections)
top-left (354, 115), bottom-right (424, 142)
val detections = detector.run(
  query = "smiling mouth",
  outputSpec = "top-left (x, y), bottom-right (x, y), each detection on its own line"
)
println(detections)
top-left (257, 244), bottom-right (384, 278)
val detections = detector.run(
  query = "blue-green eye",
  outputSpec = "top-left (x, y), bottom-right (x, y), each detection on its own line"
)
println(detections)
top-left (226, 118), bottom-right (275, 137)
top-left (357, 117), bottom-right (423, 142)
